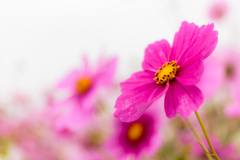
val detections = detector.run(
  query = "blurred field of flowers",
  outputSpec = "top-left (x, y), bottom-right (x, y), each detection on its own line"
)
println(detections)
top-left (0, 0), bottom-right (240, 160)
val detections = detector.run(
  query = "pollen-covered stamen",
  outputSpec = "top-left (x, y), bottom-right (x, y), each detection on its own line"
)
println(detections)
top-left (153, 60), bottom-right (180, 85)
top-left (76, 77), bottom-right (91, 94)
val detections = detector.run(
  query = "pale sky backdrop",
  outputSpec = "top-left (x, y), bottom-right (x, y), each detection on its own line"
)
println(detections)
top-left (0, 0), bottom-right (240, 112)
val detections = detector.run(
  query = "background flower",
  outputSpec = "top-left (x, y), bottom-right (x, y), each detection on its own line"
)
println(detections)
top-left (52, 56), bottom-right (116, 131)
top-left (107, 101), bottom-right (162, 160)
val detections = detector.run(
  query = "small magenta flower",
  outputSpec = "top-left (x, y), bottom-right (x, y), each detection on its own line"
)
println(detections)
top-left (107, 102), bottom-right (161, 160)
top-left (114, 21), bottom-right (218, 122)
top-left (54, 56), bottom-right (117, 130)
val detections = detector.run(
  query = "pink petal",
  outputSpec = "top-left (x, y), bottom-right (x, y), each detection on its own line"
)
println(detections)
top-left (57, 69), bottom-right (81, 90)
top-left (164, 80), bottom-right (203, 118)
top-left (176, 58), bottom-right (204, 85)
top-left (114, 71), bottom-right (169, 122)
top-left (170, 21), bottom-right (218, 67)
top-left (95, 57), bottom-right (117, 86)
top-left (53, 97), bottom-right (95, 131)
top-left (197, 56), bottom-right (224, 99)
top-left (142, 40), bottom-right (170, 72)
top-left (121, 70), bottom-right (156, 92)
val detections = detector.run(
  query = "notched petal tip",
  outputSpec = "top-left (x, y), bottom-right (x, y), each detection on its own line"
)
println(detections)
top-left (170, 21), bottom-right (219, 67)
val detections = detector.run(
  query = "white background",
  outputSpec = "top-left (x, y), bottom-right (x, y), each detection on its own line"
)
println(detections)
top-left (0, 0), bottom-right (239, 110)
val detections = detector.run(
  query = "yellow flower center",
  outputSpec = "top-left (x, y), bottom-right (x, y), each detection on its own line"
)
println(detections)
top-left (127, 123), bottom-right (144, 141)
top-left (154, 60), bottom-right (180, 85)
top-left (76, 77), bottom-right (91, 94)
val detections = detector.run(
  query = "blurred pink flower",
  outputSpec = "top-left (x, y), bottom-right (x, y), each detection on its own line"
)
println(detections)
top-left (107, 102), bottom-right (162, 160)
top-left (12, 112), bottom-right (63, 160)
top-left (67, 117), bottom-right (110, 160)
top-left (192, 136), bottom-right (240, 160)
top-left (209, 1), bottom-right (228, 20)
top-left (79, 121), bottom-right (105, 152)
top-left (114, 21), bottom-right (218, 122)
top-left (53, 56), bottom-right (117, 131)
top-left (220, 49), bottom-right (240, 84)
top-left (197, 56), bottom-right (224, 100)
top-left (219, 49), bottom-right (240, 117)
top-left (225, 85), bottom-right (240, 118)
top-left (0, 119), bottom-right (12, 138)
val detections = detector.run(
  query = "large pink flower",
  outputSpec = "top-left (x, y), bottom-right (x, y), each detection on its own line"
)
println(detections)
top-left (114, 21), bottom-right (218, 122)
top-left (53, 56), bottom-right (117, 130)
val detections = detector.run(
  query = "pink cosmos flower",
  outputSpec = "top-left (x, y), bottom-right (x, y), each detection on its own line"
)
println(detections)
top-left (107, 101), bottom-right (162, 160)
top-left (209, 1), bottom-right (228, 20)
top-left (191, 136), bottom-right (240, 160)
top-left (197, 56), bottom-right (224, 100)
top-left (53, 56), bottom-right (117, 130)
top-left (114, 21), bottom-right (218, 122)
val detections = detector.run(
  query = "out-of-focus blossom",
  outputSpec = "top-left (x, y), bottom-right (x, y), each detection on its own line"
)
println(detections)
top-left (197, 56), bottom-right (224, 100)
top-left (53, 56), bottom-right (117, 130)
top-left (68, 118), bottom-right (110, 160)
top-left (11, 112), bottom-right (63, 160)
top-left (0, 119), bottom-right (12, 138)
top-left (191, 136), bottom-right (240, 160)
top-left (225, 85), bottom-right (240, 117)
top-left (108, 102), bottom-right (162, 160)
top-left (209, 1), bottom-right (228, 20)
top-left (217, 49), bottom-right (240, 117)
top-left (220, 49), bottom-right (240, 85)
top-left (114, 21), bottom-right (218, 122)
top-left (0, 119), bottom-right (12, 158)
top-left (79, 123), bottom-right (105, 152)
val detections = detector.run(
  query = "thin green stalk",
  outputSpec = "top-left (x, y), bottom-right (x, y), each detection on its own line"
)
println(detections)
top-left (185, 118), bottom-right (213, 160)
top-left (195, 111), bottom-right (220, 160)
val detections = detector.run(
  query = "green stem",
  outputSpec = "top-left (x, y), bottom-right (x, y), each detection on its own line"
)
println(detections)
top-left (185, 118), bottom-right (213, 160)
top-left (195, 111), bottom-right (220, 160)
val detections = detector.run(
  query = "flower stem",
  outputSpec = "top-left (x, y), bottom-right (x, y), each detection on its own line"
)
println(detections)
top-left (194, 111), bottom-right (220, 160)
top-left (185, 118), bottom-right (213, 160)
